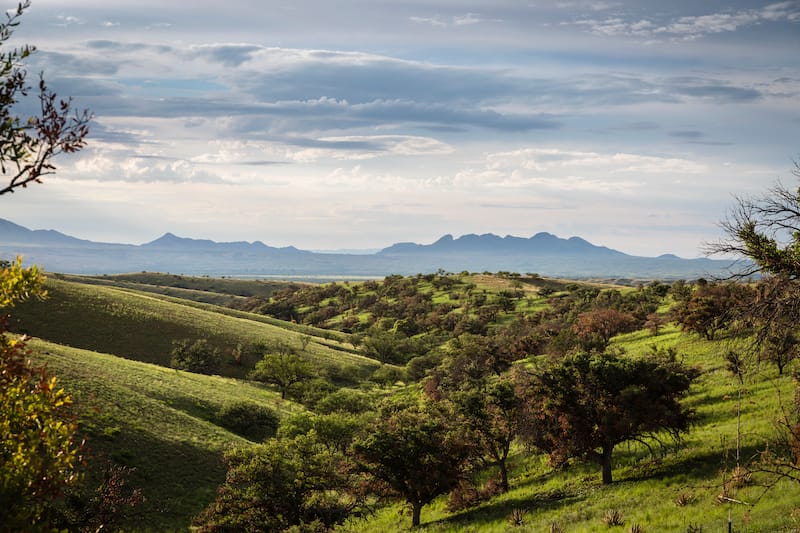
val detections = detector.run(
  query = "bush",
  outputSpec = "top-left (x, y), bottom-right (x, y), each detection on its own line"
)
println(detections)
top-left (217, 401), bottom-right (279, 442)
top-left (169, 338), bottom-right (223, 375)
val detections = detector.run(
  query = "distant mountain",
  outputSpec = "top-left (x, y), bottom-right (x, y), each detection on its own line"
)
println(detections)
top-left (0, 218), bottom-right (738, 280)
top-left (379, 232), bottom-right (624, 257)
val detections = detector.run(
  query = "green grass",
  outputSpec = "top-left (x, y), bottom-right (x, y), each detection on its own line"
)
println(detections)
top-left (27, 337), bottom-right (303, 530)
top-left (13, 273), bottom-right (800, 531)
top-left (347, 326), bottom-right (800, 532)
top-left (12, 278), bottom-right (378, 381)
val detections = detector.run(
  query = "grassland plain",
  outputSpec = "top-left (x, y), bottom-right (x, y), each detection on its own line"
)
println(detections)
top-left (13, 273), bottom-right (800, 531)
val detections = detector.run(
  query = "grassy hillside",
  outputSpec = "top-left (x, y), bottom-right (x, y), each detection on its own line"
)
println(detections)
top-left (11, 277), bottom-right (378, 381)
top-left (347, 326), bottom-right (800, 532)
top-left (26, 338), bottom-right (303, 530)
top-left (12, 272), bottom-right (800, 531)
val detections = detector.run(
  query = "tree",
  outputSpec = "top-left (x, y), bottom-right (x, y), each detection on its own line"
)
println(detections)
top-left (0, 2), bottom-right (91, 196)
top-left (194, 433), bottom-right (363, 532)
top-left (0, 258), bottom-right (82, 528)
top-left (707, 163), bottom-right (800, 487)
top-left (248, 341), bottom-right (313, 399)
top-left (426, 334), bottom-right (522, 492)
top-left (573, 308), bottom-right (637, 350)
top-left (708, 162), bottom-right (800, 279)
top-left (169, 338), bottom-right (223, 375)
top-left (352, 395), bottom-right (475, 528)
top-left (449, 379), bottom-right (521, 493)
top-left (517, 349), bottom-right (698, 484)
top-left (671, 282), bottom-right (750, 341)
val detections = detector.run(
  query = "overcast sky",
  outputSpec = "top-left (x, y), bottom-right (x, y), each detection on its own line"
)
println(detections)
top-left (1, 0), bottom-right (798, 257)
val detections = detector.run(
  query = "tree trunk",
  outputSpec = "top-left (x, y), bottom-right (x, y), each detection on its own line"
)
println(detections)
top-left (601, 446), bottom-right (614, 484)
top-left (498, 460), bottom-right (510, 493)
top-left (411, 501), bottom-right (422, 528)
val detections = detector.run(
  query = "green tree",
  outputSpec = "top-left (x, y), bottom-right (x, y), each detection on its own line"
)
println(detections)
top-left (573, 308), bottom-right (637, 351)
top-left (217, 401), bottom-right (280, 442)
top-left (352, 395), bottom-right (475, 528)
top-left (707, 163), bottom-right (800, 485)
top-left (0, 259), bottom-right (82, 528)
top-left (0, 1), bottom-right (91, 196)
top-left (248, 341), bottom-right (313, 399)
top-left (450, 379), bottom-right (521, 493)
top-left (194, 433), bottom-right (363, 532)
top-left (517, 349), bottom-right (698, 484)
top-left (426, 334), bottom-right (522, 492)
top-left (708, 163), bottom-right (800, 278)
top-left (169, 338), bottom-right (223, 375)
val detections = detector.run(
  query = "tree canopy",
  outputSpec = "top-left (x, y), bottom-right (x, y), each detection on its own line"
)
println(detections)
top-left (352, 395), bottom-right (475, 528)
top-left (517, 349), bottom-right (699, 484)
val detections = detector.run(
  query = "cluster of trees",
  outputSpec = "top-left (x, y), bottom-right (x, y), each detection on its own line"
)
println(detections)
top-left (194, 329), bottom-right (700, 530)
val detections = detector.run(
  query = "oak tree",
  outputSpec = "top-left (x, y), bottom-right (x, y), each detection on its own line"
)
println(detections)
top-left (517, 349), bottom-right (698, 484)
top-left (352, 395), bottom-right (475, 528)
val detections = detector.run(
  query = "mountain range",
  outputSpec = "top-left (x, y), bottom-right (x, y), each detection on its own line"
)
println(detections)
top-left (0, 218), bottom-right (737, 280)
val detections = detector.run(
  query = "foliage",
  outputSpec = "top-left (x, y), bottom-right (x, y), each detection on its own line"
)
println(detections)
top-left (249, 341), bottom-right (314, 399)
top-left (517, 349), bottom-right (699, 484)
top-left (217, 401), bottom-right (280, 442)
top-left (0, 1), bottom-right (91, 196)
top-left (194, 432), bottom-right (363, 532)
top-left (58, 459), bottom-right (145, 532)
top-left (0, 256), bottom-right (46, 307)
top-left (352, 395), bottom-right (476, 528)
top-left (707, 163), bottom-right (800, 496)
top-left (427, 333), bottom-right (523, 492)
top-left (169, 337), bottom-right (224, 375)
top-left (573, 308), bottom-right (637, 351)
top-left (670, 282), bottom-right (750, 341)
top-left (0, 261), bottom-right (81, 529)
top-left (708, 162), bottom-right (800, 278)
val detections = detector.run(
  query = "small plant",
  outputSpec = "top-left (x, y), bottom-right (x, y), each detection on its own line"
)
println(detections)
top-left (685, 523), bottom-right (703, 533)
top-left (549, 522), bottom-right (566, 533)
top-left (602, 509), bottom-right (625, 527)
top-left (674, 492), bottom-right (695, 507)
top-left (507, 508), bottom-right (527, 527)
top-left (629, 524), bottom-right (644, 533)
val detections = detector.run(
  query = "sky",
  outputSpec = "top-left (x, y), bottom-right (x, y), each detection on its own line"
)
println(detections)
top-left (1, 0), bottom-right (798, 258)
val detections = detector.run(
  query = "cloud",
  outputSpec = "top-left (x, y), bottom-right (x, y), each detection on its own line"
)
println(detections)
top-left (410, 13), bottom-right (485, 28)
top-left (453, 148), bottom-right (707, 192)
top-left (189, 43), bottom-right (263, 67)
top-left (574, 1), bottom-right (800, 41)
top-left (284, 135), bottom-right (453, 162)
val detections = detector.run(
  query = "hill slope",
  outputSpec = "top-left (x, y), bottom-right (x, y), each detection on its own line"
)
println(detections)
top-left (27, 338), bottom-right (301, 530)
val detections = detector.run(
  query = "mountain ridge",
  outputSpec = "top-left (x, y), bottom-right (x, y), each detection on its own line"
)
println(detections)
top-left (0, 218), bottom-right (735, 279)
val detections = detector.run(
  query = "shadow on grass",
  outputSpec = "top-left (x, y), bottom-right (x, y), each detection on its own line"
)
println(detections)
top-left (431, 474), bottom-right (588, 530)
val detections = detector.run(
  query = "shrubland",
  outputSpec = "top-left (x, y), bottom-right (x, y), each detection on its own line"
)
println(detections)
top-left (8, 263), bottom-right (800, 531)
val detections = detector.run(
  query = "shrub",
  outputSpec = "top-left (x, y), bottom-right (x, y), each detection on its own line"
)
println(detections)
top-left (169, 338), bottom-right (223, 375)
top-left (217, 401), bottom-right (279, 442)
